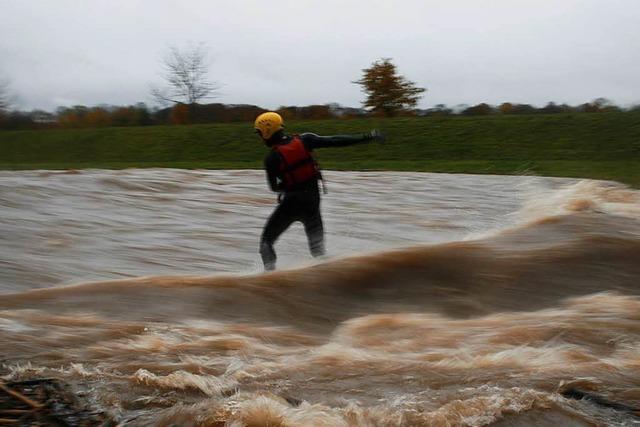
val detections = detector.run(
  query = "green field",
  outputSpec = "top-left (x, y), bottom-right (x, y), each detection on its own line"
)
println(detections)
top-left (1, 113), bottom-right (639, 186)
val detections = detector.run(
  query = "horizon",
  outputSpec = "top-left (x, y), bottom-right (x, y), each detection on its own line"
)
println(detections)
top-left (6, 97), bottom-right (637, 116)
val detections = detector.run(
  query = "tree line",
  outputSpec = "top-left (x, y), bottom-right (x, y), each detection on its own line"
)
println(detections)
top-left (1, 98), bottom-right (638, 131)
top-left (0, 102), bottom-right (354, 130)
top-left (0, 48), bottom-right (638, 131)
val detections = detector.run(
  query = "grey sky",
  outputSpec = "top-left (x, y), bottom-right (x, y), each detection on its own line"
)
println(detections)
top-left (1, 0), bottom-right (639, 111)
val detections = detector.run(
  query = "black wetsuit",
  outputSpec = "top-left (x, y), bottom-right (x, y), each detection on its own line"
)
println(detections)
top-left (260, 132), bottom-right (374, 270)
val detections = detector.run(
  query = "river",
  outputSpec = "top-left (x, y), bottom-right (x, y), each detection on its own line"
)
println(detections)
top-left (1, 169), bottom-right (639, 426)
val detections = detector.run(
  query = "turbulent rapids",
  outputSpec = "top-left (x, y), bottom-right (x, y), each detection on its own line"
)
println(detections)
top-left (1, 170), bottom-right (640, 426)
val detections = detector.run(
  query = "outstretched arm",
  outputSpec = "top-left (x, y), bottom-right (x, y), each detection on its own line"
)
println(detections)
top-left (300, 130), bottom-right (384, 149)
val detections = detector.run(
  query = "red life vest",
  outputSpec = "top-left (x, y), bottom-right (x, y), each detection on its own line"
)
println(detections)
top-left (273, 135), bottom-right (321, 190)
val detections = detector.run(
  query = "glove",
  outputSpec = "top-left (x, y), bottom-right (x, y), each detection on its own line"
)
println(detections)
top-left (367, 129), bottom-right (385, 143)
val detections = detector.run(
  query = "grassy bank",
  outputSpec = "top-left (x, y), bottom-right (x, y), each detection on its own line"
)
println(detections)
top-left (1, 113), bottom-right (639, 186)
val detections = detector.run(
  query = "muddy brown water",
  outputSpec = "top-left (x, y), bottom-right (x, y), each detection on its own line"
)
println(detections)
top-left (1, 169), bottom-right (639, 426)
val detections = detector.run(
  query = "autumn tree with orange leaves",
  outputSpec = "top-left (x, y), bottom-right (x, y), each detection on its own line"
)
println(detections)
top-left (354, 58), bottom-right (426, 117)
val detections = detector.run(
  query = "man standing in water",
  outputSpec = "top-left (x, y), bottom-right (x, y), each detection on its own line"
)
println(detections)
top-left (254, 111), bottom-right (384, 271)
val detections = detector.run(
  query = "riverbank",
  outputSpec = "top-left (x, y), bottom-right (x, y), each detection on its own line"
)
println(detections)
top-left (1, 112), bottom-right (638, 186)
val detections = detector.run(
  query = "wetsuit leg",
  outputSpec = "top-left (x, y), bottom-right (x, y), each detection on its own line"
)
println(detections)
top-left (260, 198), bottom-right (297, 271)
top-left (303, 210), bottom-right (325, 257)
top-left (300, 193), bottom-right (325, 258)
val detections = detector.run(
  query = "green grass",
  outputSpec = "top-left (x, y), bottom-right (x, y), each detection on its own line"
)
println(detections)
top-left (1, 113), bottom-right (639, 186)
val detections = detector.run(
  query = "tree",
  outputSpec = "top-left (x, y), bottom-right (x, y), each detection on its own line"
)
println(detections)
top-left (592, 97), bottom-right (621, 113)
top-left (499, 102), bottom-right (514, 114)
top-left (170, 103), bottom-right (190, 124)
top-left (354, 58), bottom-right (426, 117)
top-left (540, 102), bottom-right (564, 114)
top-left (84, 107), bottom-right (111, 127)
top-left (462, 103), bottom-right (494, 116)
top-left (151, 43), bottom-right (219, 106)
top-left (56, 105), bottom-right (90, 128)
top-left (424, 104), bottom-right (452, 117)
top-left (510, 104), bottom-right (537, 115)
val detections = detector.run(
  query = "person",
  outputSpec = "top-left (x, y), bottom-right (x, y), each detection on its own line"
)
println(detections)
top-left (254, 111), bottom-right (384, 271)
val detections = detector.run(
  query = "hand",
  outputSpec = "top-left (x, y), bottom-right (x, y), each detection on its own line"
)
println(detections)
top-left (368, 129), bottom-right (385, 143)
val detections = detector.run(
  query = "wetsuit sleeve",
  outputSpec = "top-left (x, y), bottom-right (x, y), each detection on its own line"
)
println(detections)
top-left (264, 152), bottom-right (282, 192)
top-left (300, 132), bottom-right (374, 150)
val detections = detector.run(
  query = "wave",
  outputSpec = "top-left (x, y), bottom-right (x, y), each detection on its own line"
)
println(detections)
top-left (2, 210), bottom-right (638, 331)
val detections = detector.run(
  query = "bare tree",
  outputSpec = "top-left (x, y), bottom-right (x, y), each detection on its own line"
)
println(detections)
top-left (151, 44), bottom-right (219, 106)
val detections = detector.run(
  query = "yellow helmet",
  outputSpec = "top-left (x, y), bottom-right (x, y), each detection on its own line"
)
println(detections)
top-left (254, 112), bottom-right (284, 140)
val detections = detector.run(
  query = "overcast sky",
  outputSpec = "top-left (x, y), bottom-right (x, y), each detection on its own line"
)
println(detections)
top-left (1, 0), bottom-right (639, 111)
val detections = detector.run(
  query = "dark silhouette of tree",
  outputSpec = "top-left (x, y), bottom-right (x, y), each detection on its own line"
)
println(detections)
top-left (353, 58), bottom-right (425, 117)
top-left (425, 104), bottom-right (452, 116)
top-left (151, 44), bottom-right (220, 106)
top-left (540, 102), bottom-right (564, 114)
top-left (110, 103), bottom-right (153, 126)
top-left (510, 104), bottom-right (537, 115)
top-left (579, 99), bottom-right (597, 113)
top-left (462, 103), bottom-right (494, 116)
top-left (276, 105), bottom-right (332, 120)
top-left (592, 98), bottom-right (621, 113)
